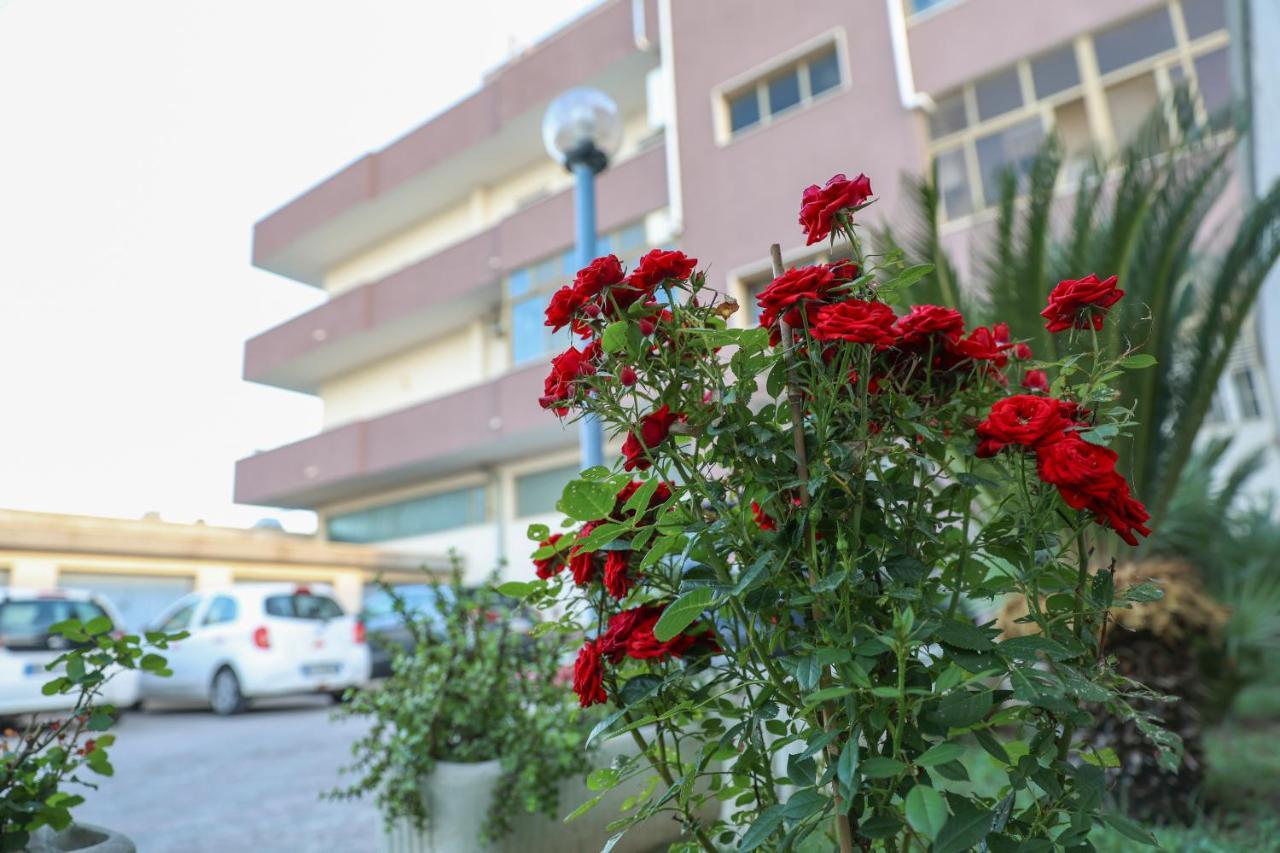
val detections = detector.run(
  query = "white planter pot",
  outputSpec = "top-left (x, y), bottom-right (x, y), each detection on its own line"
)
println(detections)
top-left (380, 730), bottom-right (721, 853)
top-left (25, 822), bottom-right (135, 853)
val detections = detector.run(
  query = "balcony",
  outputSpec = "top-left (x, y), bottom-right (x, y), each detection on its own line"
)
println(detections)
top-left (252, 0), bottom-right (659, 286)
top-left (243, 144), bottom-right (669, 394)
top-left (234, 362), bottom-right (573, 509)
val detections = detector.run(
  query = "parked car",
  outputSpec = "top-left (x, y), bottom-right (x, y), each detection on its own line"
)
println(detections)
top-left (361, 584), bottom-right (536, 679)
top-left (140, 584), bottom-right (370, 715)
top-left (0, 588), bottom-right (140, 718)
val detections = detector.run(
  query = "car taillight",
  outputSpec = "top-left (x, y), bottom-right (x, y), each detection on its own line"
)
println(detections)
top-left (252, 626), bottom-right (270, 649)
top-left (353, 621), bottom-right (366, 645)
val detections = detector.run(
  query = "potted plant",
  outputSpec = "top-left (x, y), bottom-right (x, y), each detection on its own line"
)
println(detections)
top-left (514, 172), bottom-right (1179, 850)
top-left (1, 618), bottom-right (179, 852)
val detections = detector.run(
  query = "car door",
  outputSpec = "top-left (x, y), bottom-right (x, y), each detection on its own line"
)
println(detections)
top-left (183, 595), bottom-right (241, 693)
top-left (141, 597), bottom-right (201, 698)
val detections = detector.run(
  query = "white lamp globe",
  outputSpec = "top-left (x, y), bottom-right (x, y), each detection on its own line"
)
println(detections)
top-left (542, 87), bottom-right (623, 172)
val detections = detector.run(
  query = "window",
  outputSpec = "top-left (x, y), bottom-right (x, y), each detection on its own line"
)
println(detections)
top-left (1182, 0), bottom-right (1226, 40)
top-left (158, 602), bottom-right (196, 632)
top-left (975, 117), bottom-right (1045, 204)
top-left (1106, 71), bottom-right (1161, 147)
top-left (1233, 368), bottom-right (1263, 419)
top-left (929, 91), bottom-right (968, 139)
top-left (1093, 8), bottom-right (1176, 76)
top-left (1206, 392), bottom-right (1226, 424)
top-left (327, 485), bottom-right (489, 543)
top-left (974, 68), bottom-right (1023, 121)
top-left (935, 147), bottom-right (974, 219)
top-left (507, 222), bottom-right (648, 364)
top-left (515, 463), bottom-right (579, 518)
top-left (1031, 46), bottom-right (1080, 98)
top-left (202, 596), bottom-right (238, 626)
top-left (264, 594), bottom-right (344, 620)
top-left (1194, 47), bottom-right (1233, 125)
top-left (722, 44), bottom-right (843, 139)
top-left (909, 0), bottom-right (952, 11)
top-left (0, 599), bottom-right (108, 650)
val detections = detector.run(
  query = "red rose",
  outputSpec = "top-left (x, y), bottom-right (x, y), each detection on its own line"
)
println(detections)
top-left (751, 501), bottom-right (777, 532)
top-left (810, 299), bottom-right (898, 345)
top-left (1091, 483), bottom-right (1152, 546)
top-left (568, 522), bottom-right (598, 586)
top-left (600, 603), bottom-right (715, 662)
top-left (637, 308), bottom-right (674, 336)
top-left (1014, 343), bottom-right (1033, 360)
top-left (572, 640), bottom-right (607, 707)
top-left (602, 550), bottom-right (635, 599)
top-left (893, 304), bottom-right (965, 348)
top-left (619, 365), bottom-right (637, 386)
top-left (622, 405), bottom-right (679, 471)
top-left (975, 395), bottom-right (1083, 457)
top-left (1021, 369), bottom-right (1049, 391)
top-left (630, 249), bottom-right (697, 290)
top-left (1041, 274), bottom-right (1124, 333)
top-left (572, 254), bottom-right (625, 298)
top-left (538, 346), bottom-right (596, 414)
top-left (1036, 435), bottom-right (1151, 545)
top-left (544, 285), bottom-right (585, 333)
top-left (612, 480), bottom-right (672, 522)
top-left (946, 325), bottom-right (1010, 365)
top-left (600, 605), bottom-right (657, 662)
top-left (799, 173), bottom-right (873, 246)
top-left (757, 266), bottom-right (841, 342)
top-left (533, 532), bottom-right (566, 580)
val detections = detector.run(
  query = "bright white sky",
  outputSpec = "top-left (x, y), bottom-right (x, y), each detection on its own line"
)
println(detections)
top-left (0, 0), bottom-right (595, 531)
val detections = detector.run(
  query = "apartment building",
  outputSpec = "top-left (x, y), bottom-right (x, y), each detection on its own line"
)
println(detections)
top-left (236, 0), bottom-right (1267, 583)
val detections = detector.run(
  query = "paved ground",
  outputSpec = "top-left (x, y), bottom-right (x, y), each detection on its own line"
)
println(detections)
top-left (74, 697), bottom-right (380, 852)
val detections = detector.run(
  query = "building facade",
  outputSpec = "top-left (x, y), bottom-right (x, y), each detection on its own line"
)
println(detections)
top-left (0, 510), bottom-right (438, 629)
top-left (236, 0), bottom-right (1272, 583)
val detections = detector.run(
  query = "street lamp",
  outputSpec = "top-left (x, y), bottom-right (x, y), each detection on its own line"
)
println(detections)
top-left (542, 87), bottom-right (623, 471)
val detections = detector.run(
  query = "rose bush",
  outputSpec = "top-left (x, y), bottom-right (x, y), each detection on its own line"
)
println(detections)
top-left (510, 175), bottom-right (1174, 851)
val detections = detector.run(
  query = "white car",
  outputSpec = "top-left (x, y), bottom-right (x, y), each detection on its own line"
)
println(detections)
top-left (0, 588), bottom-right (141, 717)
top-left (140, 584), bottom-right (370, 715)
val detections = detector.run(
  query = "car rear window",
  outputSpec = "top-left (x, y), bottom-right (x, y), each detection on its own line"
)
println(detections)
top-left (0, 599), bottom-right (110, 649)
top-left (263, 594), bottom-right (343, 620)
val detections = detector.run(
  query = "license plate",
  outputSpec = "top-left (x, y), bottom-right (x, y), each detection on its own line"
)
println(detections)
top-left (302, 664), bottom-right (340, 676)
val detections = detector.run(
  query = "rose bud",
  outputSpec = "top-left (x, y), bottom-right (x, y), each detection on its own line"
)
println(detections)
top-left (620, 365), bottom-right (637, 386)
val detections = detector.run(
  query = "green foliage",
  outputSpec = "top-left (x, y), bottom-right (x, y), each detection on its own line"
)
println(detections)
top-left (885, 90), bottom-right (1280, 528)
top-left (327, 568), bottom-right (592, 844)
top-left (0, 620), bottom-right (179, 851)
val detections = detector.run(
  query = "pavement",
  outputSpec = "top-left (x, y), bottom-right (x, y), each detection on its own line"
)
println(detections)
top-left (73, 696), bottom-right (380, 852)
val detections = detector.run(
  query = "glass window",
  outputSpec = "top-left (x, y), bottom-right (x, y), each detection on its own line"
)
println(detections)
top-left (515, 463), bottom-right (579, 518)
top-left (767, 69), bottom-right (802, 116)
top-left (510, 296), bottom-right (550, 364)
top-left (1053, 97), bottom-right (1093, 157)
top-left (327, 485), bottom-right (489, 543)
top-left (1182, 0), bottom-right (1227, 39)
top-left (1106, 71), bottom-right (1160, 148)
top-left (0, 599), bottom-right (108, 643)
top-left (1194, 48), bottom-right (1233, 125)
top-left (1093, 8), bottom-right (1176, 76)
top-left (910, 0), bottom-right (950, 11)
top-left (1032, 46), bottom-right (1081, 98)
top-left (728, 89), bottom-right (760, 134)
top-left (264, 594), bottom-right (344, 620)
top-left (975, 117), bottom-right (1046, 205)
top-left (1233, 368), bottom-right (1262, 418)
top-left (974, 68), bottom-right (1024, 121)
top-left (202, 596), bottom-right (238, 626)
top-left (808, 49), bottom-right (841, 97)
top-left (506, 268), bottom-right (532, 299)
top-left (158, 602), bottom-right (196, 632)
top-left (935, 147), bottom-right (974, 219)
top-left (929, 90), bottom-right (968, 139)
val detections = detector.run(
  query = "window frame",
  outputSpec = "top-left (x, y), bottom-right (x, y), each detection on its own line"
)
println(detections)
top-left (712, 30), bottom-right (849, 145)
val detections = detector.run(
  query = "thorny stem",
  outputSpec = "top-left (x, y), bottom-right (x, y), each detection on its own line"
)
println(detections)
top-left (771, 243), bottom-right (856, 853)
top-left (624, 713), bottom-right (718, 853)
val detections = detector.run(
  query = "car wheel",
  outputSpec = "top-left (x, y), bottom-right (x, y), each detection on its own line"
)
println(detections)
top-left (328, 688), bottom-right (352, 704)
top-left (210, 667), bottom-right (246, 716)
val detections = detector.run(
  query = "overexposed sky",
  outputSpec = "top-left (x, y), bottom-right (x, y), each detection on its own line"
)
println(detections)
top-left (0, 0), bottom-right (595, 531)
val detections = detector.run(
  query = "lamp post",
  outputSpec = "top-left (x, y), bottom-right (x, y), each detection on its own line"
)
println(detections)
top-left (542, 87), bottom-right (623, 471)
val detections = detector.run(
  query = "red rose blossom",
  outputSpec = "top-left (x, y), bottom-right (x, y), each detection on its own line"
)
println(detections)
top-left (1041, 274), bottom-right (1124, 333)
top-left (612, 479), bottom-right (672, 522)
top-left (629, 249), bottom-right (697, 290)
top-left (539, 345), bottom-right (596, 414)
top-left (1014, 342), bottom-right (1033, 360)
top-left (799, 173), bottom-right (873, 245)
top-left (533, 532), bottom-right (566, 579)
top-left (946, 325), bottom-right (1011, 365)
top-left (1036, 435), bottom-right (1151, 545)
top-left (622, 405), bottom-right (679, 471)
top-left (572, 640), bottom-right (607, 707)
top-left (751, 501), bottom-right (777, 532)
top-left (602, 550), bottom-right (635, 599)
top-left (619, 365), bottom-right (637, 386)
top-left (975, 394), bottom-right (1084, 457)
top-left (757, 266), bottom-right (842, 343)
top-left (893, 304), bottom-right (965, 348)
top-left (544, 285), bottom-right (585, 333)
top-left (568, 522), bottom-right (598, 586)
top-left (572, 254), bottom-right (625, 298)
top-left (809, 299), bottom-right (898, 345)
top-left (1021, 369), bottom-right (1049, 391)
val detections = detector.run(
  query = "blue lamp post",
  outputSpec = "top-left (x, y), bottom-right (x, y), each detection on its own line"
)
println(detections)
top-left (542, 87), bottom-right (624, 471)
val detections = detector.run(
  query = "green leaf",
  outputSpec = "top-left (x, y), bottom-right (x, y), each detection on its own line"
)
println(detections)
top-left (905, 784), bottom-right (949, 841)
top-left (557, 479), bottom-right (616, 522)
top-left (936, 619), bottom-right (996, 651)
top-left (915, 742), bottom-right (965, 767)
top-left (525, 522), bottom-right (550, 541)
top-left (65, 655), bottom-right (85, 682)
top-left (739, 804), bottom-right (786, 852)
top-left (1080, 747), bottom-right (1121, 769)
top-left (139, 653), bottom-right (169, 673)
top-left (652, 588), bottom-right (716, 642)
top-left (998, 635), bottom-right (1074, 662)
top-left (859, 757), bottom-right (907, 778)
top-left (563, 792), bottom-right (606, 822)
top-left (933, 800), bottom-right (993, 853)
top-left (930, 689), bottom-right (993, 729)
top-left (1121, 581), bottom-right (1164, 602)
top-left (84, 616), bottom-right (113, 636)
top-left (836, 738), bottom-right (859, 791)
top-left (86, 712), bottom-right (115, 732)
top-left (600, 321), bottom-right (631, 354)
top-left (573, 522), bottom-right (627, 553)
top-left (1101, 812), bottom-right (1159, 846)
top-left (803, 686), bottom-right (853, 709)
top-left (782, 788), bottom-right (827, 821)
top-left (1119, 353), bottom-right (1157, 369)
top-left (495, 581), bottom-right (539, 599)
